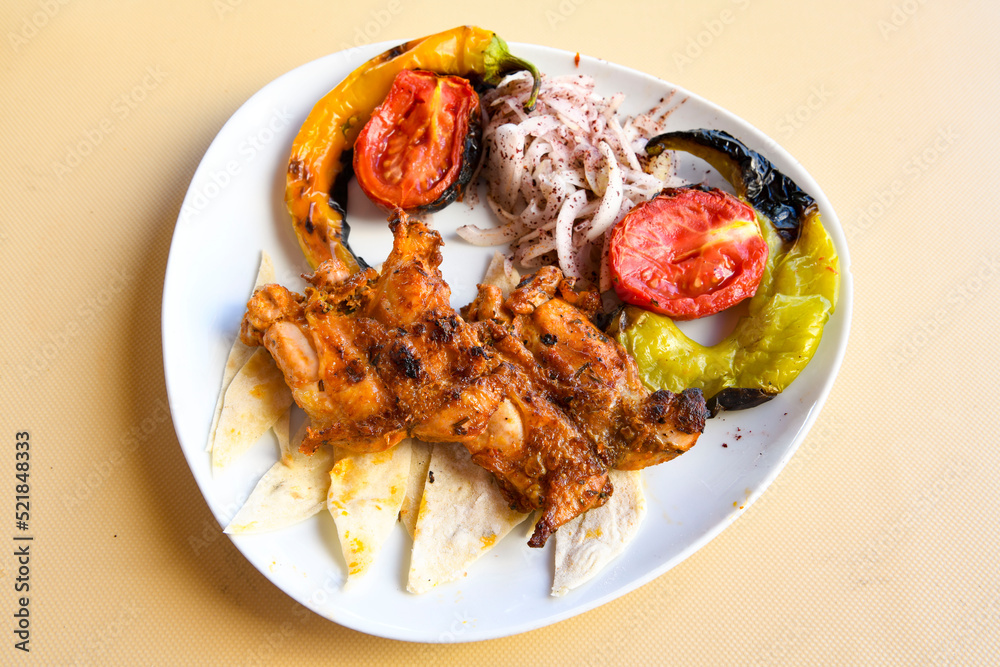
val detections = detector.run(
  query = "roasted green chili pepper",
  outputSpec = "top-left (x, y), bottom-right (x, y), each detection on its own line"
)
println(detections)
top-left (286, 26), bottom-right (541, 270)
top-left (612, 130), bottom-right (840, 403)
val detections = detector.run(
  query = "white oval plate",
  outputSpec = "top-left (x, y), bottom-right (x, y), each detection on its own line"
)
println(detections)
top-left (162, 41), bottom-right (852, 643)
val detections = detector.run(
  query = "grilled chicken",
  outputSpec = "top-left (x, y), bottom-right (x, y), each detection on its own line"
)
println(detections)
top-left (464, 384), bottom-right (611, 547)
top-left (464, 266), bottom-right (707, 472)
top-left (241, 210), bottom-right (706, 546)
top-left (242, 215), bottom-right (508, 451)
top-left (358, 214), bottom-right (514, 444)
top-left (240, 260), bottom-right (407, 453)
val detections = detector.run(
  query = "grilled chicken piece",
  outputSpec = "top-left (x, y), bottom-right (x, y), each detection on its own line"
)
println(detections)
top-left (366, 214), bottom-right (609, 545)
top-left (464, 357), bottom-right (611, 547)
top-left (465, 266), bottom-right (707, 472)
top-left (240, 262), bottom-right (407, 453)
top-left (242, 215), bottom-right (508, 451)
top-left (364, 217), bottom-right (510, 442)
top-left (359, 214), bottom-right (513, 444)
top-left (241, 212), bottom-right (608, 545)
top-left (242, 210), bottom-right (703, 547)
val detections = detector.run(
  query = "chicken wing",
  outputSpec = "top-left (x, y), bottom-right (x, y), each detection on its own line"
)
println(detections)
top-left (464, 266), bottom-right (707, 472)
top-left (360, 214), bottom-right (512, 444)
top-left (364, 214), bottom-right (609, 545)
top-left (241, 260), bottom-right (407, 453)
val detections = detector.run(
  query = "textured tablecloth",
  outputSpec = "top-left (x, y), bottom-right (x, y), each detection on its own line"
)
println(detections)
top-left (2, 0), bottom-right (997, 663)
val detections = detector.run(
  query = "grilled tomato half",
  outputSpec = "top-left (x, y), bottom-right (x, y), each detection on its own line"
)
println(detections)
top-left (353, 69), bottom-right (482, 213)
top-left (609, 187), bottom-right (769, 320)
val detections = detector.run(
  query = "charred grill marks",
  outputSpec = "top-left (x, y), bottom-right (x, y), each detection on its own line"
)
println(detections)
top-left (388, 343), bottom-right (422, 380)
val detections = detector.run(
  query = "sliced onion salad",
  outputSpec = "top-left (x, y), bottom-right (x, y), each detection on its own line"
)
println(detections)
top-left (458, 71), bottom-right (684, 290)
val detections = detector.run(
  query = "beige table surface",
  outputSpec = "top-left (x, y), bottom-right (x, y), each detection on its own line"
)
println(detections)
top-left (2, 0), bottom-right (998, 664)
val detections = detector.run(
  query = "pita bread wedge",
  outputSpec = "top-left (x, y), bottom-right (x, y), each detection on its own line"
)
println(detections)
top-left (399, 440), bottom-right (432, 540)
top-left (207, 251), bottom-right (275, 452)
top-left (211, 347), bottom-right (293, 473)
top-left (407, 444), bottom-right (528, 594)
top-left (272, 407), bottom-right (291, 457)
top-left (328, 441), bottom-right (411, 585)
top-left (551, 469), bottom-right (646, 597)
top-left (224, 422), bottom-right (333, 534)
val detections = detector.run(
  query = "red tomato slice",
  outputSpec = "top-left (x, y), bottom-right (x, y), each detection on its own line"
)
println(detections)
top-left (609, 188), bottom-right (768, 320)
top-left (353, 69), bottom-right (480, 212)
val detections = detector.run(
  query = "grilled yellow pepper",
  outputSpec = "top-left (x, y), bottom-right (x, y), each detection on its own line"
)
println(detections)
top-left (286, 26), bottom-right (541, 270)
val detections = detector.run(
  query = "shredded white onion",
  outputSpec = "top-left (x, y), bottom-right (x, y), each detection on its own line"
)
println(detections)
top-left (556, 189), bottom-right (589, 278)
top-left (585, 142), bottom-right (624, 241)
top-left (458, 71), bottom-right (683, 286)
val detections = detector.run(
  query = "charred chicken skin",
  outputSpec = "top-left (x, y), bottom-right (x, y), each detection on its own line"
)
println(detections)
top-left (241, 210), bottom-right (707, 546)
